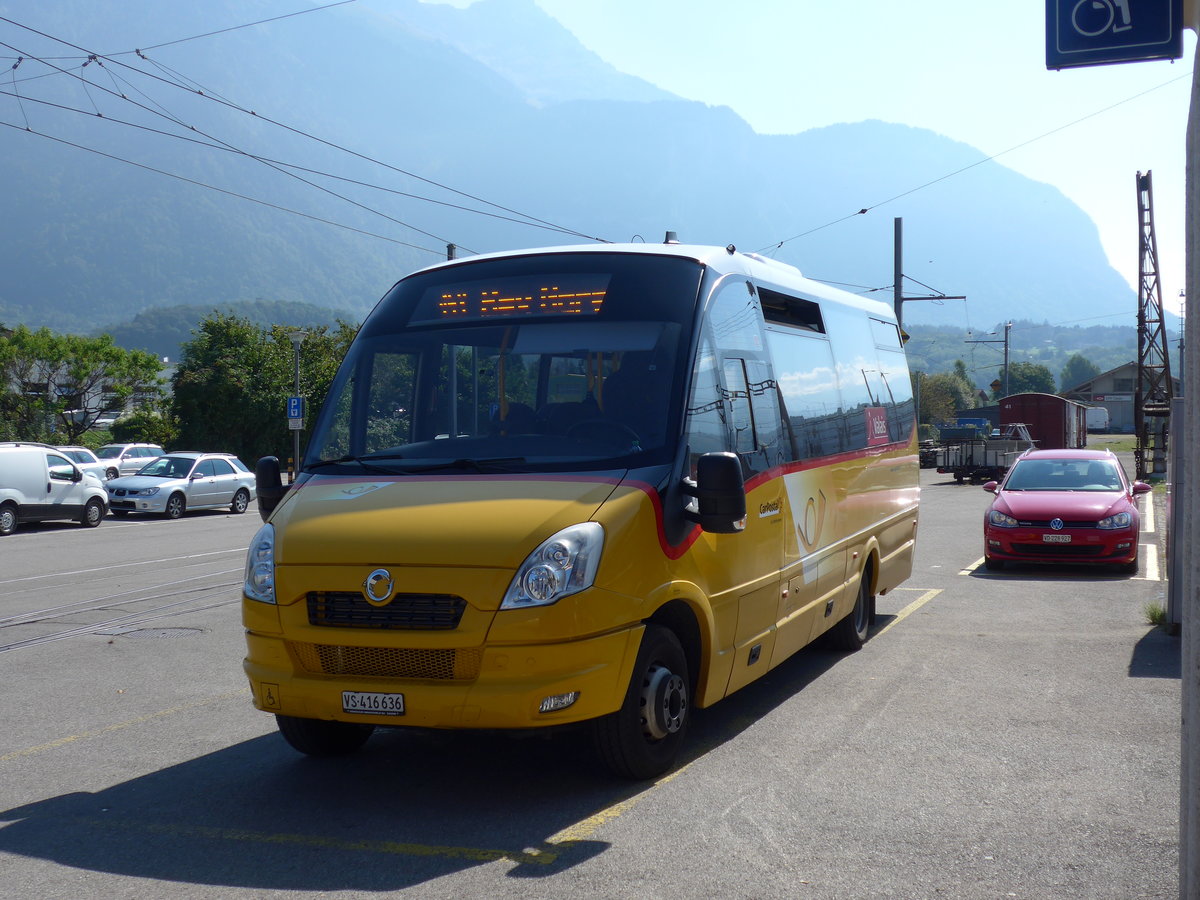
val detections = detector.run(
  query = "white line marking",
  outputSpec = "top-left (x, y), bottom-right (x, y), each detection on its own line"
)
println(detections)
top-left (0, 549), bottom-right (244, 587)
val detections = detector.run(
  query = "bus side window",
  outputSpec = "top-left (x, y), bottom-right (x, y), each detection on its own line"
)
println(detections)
top-left (723, 358), bottom-right (755, 455)
top-left (684, 337), bottom-right (729, 475)
top-left (706, 279), bottom-right (784, 474)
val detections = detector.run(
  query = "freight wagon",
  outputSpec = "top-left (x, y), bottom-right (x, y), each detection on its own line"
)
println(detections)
top-left (998, 393), bottom-right (1087, 450)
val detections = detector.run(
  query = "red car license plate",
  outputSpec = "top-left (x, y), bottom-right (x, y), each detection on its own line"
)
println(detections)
top-left (1043, 534), bottom-right (1072, 543)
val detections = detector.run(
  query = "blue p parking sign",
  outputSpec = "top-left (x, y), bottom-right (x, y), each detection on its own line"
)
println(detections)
top-left (1046, 0), bottom-right (1183, 69)
top-left (287, 396), bottom-right (305, 419)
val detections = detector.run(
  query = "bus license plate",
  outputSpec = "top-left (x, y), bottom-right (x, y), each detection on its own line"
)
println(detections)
top-left (1043, 534), bottom-right (1071, 543)
top-left (342, 691), bottom-right (405, 715)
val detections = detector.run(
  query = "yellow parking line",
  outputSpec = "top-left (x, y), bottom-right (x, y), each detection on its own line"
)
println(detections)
top-left (960, 558), bottom-right (983, 575)
top-left (58, 817), bottom-right (549, 866)
top-left (0, 691), bottom-right (249, 763)
top-left (542, 765), bottom-right (686, 847)
top-left (874, 589), bottom-right (942, 637)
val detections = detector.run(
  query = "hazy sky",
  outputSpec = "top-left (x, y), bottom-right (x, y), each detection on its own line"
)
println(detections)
top-left (502, 0), bottom-right (1194, 318)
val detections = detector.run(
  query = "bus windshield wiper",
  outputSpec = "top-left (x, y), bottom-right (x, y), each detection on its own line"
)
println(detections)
top-left (403, 457), bottom-right (527, 473)
top-left (307, 454), bottom-right (411, 475)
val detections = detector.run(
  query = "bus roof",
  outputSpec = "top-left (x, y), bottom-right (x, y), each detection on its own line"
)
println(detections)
top-left (402, 242), bottom-right (899, 322)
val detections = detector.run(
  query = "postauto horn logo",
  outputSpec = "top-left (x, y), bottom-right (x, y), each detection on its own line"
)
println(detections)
top-left (363, 569), bottom-right (395, 606)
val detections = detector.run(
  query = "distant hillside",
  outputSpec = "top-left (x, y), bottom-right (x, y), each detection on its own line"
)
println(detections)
top-left (100, 299), bottom-right (359, 362)
top-left (0, 0), bottom-right (1138, 338)
top-left (903, 320), bottom-right (1174, 391)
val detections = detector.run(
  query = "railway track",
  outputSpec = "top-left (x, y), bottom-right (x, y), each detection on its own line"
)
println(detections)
top-left (0, 549), bottom-right (245, 653)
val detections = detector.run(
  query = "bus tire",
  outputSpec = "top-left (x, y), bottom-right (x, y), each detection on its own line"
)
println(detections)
top-left (828, 573), bottom-right (872, 652)
top-left (275, 715), bottom-right (375, 757)
top-left (593, 624), bottom-right (690, 780)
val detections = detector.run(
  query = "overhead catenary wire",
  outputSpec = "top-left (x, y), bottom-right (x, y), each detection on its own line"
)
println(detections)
top-left (0, 1), bottom-right (358, 60)
top-left (0, 118), bottom-right (442, 254)
top-left (0, 85), bottom-right (604, 239)
top-left (757, 71), bottom-right (1192, 255)
top-left (0, 37), bottom-right (473, 253)
top-left (0, 12), bottom-right (607, 247)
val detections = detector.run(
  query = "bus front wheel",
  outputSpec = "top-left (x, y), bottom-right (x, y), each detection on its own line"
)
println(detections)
top-left (594, 624), bottom-right (690, 780)
top-left (275, 715), bottom-right (375, 757)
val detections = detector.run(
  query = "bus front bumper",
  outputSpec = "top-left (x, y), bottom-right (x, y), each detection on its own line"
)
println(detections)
top-left (243, 624), bottom-right (643, 730)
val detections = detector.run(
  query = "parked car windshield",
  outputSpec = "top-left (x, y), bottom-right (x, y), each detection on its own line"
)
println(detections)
top-left (137, 456), bottom-right (197, 479)
top-left (306, 252), bottom-right (703, 474)
top-left (1003, 458), bottom-right (1124, 492)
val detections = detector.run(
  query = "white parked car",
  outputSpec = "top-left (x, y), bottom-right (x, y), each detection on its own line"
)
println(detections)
top-left (56, 446), bottom-right (111, 482)
top-left (106, 452), bottom-right (256, 519)
top-left (96, 443), bottom-right (166, 480)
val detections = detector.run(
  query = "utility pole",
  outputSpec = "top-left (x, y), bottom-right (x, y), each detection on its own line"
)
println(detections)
top-left (288, 331), bottom-right (307, 483)
top-left (894, 218), bottom-right (903, 324)
top-left (1180, 7), bottom-right (1200, 893)
top-left (892, 218), bottom-right (966, 331)
top-left (965, 323), bottom-right (1012, 398)
top-left (1181, 6), bottom-right (1200, 894)
top-left (1135, 171), bottom-right (1173, 480)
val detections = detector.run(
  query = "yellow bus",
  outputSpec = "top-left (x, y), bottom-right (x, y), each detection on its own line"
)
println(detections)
top-left (242, 241), bottom-right (920, 778)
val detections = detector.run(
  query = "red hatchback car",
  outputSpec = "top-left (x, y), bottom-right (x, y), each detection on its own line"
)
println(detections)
top-left (982, 448), bottom-right (1152, 573)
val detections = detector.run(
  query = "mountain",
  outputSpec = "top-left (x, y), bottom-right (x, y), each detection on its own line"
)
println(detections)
top-left (0, 0), bottom-right (1139, 341)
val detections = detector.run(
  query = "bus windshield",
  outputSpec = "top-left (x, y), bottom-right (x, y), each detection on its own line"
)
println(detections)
top-left (306, 253), bottom-right (703, 474)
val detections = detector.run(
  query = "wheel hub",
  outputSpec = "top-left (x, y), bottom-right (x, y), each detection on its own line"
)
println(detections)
top-left (639, 662), bottom-right (688, 740)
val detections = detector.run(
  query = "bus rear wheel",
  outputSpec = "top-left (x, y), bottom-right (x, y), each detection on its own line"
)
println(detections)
top-left (275, 715), bottom-right (375, 757)
top-left (828, 573), bottom-right (872, 651)
top-left (593, 624), bottom-right (690, 780)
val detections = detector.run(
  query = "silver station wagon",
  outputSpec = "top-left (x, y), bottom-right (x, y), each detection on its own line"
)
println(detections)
top-left (106, 451), bottom-right (256, 518)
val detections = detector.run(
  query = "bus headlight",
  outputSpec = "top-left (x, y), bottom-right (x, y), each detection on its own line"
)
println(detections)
top-left (502, 523), bottom-right (604, 609)
top-left (244, 523), bottom-right (277, 604)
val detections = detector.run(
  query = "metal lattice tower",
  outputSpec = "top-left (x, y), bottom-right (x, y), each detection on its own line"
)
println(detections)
top-left (1134, 171), bottom-right (1173, 479)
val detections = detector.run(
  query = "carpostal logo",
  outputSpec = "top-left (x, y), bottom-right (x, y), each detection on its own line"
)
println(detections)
top-left (759, 499), bottom-right (782, 518)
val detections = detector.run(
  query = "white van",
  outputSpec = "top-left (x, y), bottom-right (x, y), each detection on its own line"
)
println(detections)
top-left (0, 443), bottom-right (109, 535)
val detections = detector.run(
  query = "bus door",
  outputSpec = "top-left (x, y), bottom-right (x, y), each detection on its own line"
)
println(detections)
top-left (700, 278), bottom-right (789, 696)
top-left (763, 319), bottom-right (849, 666)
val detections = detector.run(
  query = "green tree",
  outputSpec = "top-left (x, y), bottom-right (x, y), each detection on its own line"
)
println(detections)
top-left (1059, 353), bottom-right (1101, 391)
top-left (111, 399), bottom-right (180, 448)
top-left (0, 325), bottom-right (163, 442)
top-left (996, 361), bottom-right (1056, 398)
top-left (171, 313), bottom-right (357, 464)
top-left (919, 371), bottom-right (977, 425)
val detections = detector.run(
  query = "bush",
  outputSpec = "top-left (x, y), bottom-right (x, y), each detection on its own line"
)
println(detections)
top-left (110, 408), bottom-right (180, 449)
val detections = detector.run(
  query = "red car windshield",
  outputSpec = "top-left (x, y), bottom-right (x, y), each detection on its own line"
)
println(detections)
top-left (1004, 458), bottom-right (1123, 492)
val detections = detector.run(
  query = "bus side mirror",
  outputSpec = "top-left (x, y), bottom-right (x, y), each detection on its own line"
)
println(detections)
top-left (683, 451), bottom-right (746, 534)
top-left (256, 456), bottom-right (288, 521)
